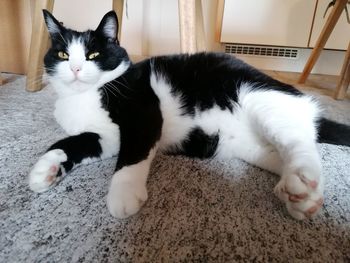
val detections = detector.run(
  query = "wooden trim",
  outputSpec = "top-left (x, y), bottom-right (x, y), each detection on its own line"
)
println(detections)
top-left (298, 0), bottom-right (348, 84)
top-left (215, 0), bottom-right (225, 43)
top-left (334, 42), bottom-right (350, 100)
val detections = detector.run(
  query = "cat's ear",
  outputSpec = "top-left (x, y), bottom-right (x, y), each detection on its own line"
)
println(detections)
top-left (96, 11), bottom-right (119, 42)
top-left (42, 9), bottom-right (63, 36)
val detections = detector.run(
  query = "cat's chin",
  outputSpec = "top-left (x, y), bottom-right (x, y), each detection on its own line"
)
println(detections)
top-left (68, 81), bottom-right (96, 93)
top-left (50, 78), bottom-right (98, 96)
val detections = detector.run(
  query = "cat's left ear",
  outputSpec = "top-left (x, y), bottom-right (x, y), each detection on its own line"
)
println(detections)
top-left (96, 11), bottom-right (119, 42)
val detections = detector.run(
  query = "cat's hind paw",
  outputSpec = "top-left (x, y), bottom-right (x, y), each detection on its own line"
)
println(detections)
top-left (274, 168), bottom-right (324, 220)
top-left (107, 179), bottom-right (148, 219)
top-left (29, 149), bottom-right (67, 193)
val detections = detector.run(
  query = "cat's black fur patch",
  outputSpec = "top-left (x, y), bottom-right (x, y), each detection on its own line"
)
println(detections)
top-left (179, 128), bottom-right (219, 159)
top-left (48, 132), bottom-right (102, 171)
top-left (152, 53), bottom-right (302, 115)
top-left (100, 61), bottom-right (163, 170)
top-left (316, 117), bottom-right (350, 146)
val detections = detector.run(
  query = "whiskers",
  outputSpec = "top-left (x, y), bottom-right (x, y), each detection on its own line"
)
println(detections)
top-left (102, 80), bottom-right (131, 101)
top-left (101, 86), bottom-right (110, 108)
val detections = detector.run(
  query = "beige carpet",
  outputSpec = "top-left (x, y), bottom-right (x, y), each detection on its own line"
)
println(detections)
top-left (1, 74), bottom-right (350, 262)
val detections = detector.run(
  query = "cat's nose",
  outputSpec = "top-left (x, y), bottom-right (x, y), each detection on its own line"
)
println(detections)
top-left (70, 65), bottom-right (82, 75)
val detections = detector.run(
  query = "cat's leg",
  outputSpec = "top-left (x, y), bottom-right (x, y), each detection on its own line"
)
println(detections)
top-left (241, 91), bottom-right (323, 220)
top-left (29, 132), bottom-right (115, 192)
top-left (217, 131), bottom-right (284, 175)
top-left (107, 146), bottom-right (158, 219)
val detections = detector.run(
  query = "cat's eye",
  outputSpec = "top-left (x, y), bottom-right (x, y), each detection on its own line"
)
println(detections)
top-left (88, 52), bottom-right (100, 60)
top-left (58, 51), bottom-right (69, 60)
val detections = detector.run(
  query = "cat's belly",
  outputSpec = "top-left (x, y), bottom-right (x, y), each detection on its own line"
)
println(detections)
top-left (157, 95), bottom-right (265, 161)
top-left (150, 71), bottom-right (248, 156)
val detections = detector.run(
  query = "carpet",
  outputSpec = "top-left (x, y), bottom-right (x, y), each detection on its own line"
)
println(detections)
top-left (1, 74), bottom-right (349, 262)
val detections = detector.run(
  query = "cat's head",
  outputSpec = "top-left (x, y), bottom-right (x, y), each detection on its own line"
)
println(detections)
top-left (43, 10), bottom-right (130, 95)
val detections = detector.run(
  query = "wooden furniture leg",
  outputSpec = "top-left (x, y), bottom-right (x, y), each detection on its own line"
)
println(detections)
top-left (0, 74), bottom-right (4, 85)
top-left (298, 0), bottom-right (348, 84)
top-left (26, 0), bottom-right (54, 92)
top-left (334, 42), bottom-right (350, 99)
top-left (215, 0), bottom-right (225, 42)
top-left (195, 0), bottom-right (206, 52)
top-left (178, 0), bottom-right (206, 53)
top-left (112, 0), bottom-right (124, 42)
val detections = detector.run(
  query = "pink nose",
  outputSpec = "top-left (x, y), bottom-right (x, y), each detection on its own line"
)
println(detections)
top-left (70, 66), bottom-right (81, 74)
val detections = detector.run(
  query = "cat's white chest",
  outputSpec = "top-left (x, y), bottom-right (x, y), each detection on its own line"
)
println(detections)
top-left (54, 89), bottom-right (110, 135)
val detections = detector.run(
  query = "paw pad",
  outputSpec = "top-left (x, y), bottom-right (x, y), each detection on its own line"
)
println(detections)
top-left (29, 150), bottom-right (67, 193)
top-left (275, 169), bottom-right (324, 220)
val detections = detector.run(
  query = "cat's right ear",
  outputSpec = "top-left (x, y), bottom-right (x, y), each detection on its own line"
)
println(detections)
top-left (42, 9), bottom-right (63, 36)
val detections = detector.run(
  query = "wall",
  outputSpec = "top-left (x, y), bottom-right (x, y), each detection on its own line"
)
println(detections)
top-left (53, 0), bottom-right (113, 31)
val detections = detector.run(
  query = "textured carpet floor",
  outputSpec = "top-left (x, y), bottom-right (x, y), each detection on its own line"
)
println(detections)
top-left (1, 74), bottom-right (350, 262)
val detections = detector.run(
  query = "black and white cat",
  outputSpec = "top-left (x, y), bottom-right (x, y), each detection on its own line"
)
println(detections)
top-left (29, 10), bottom-right (350, 220)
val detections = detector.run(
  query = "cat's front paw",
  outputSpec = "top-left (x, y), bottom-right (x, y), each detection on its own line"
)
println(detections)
top-left (274, 168), bottom-right (324, 220)
top-left (29, 149), bottom-right (67, 193)
top-left (107, 178), bottom-right (148, 219)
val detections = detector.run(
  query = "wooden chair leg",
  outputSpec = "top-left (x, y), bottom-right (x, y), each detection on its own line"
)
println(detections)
top-left (178, 0), bottom-right (206, 53)
top-left (26, 0), bottom-right (54, 92)
top-left (178, 0), bottom-right (196, 53)
top-left (334, 42), bottom-right (350, 100)
top-left (195, 0), bottom-right (206, 52)
top-left (298, 0), bottom-right (348, 84)
top-left (112, 0), bottom-right (124, 42)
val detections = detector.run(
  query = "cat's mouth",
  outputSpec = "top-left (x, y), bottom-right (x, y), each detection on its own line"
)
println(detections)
top-left (68, 71), bottom-right (100, 85)
top-left (70, 77), bottom-right (91, 85)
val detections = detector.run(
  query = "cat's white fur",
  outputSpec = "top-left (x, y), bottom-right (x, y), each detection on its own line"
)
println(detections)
top-left (30, 41), bottom-right (324, 220)
top-left (107, 148), bottom-right (157, 218)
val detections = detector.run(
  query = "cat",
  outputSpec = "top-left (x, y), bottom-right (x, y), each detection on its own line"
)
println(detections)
top-left (29, 10), bottom-right (350, 220)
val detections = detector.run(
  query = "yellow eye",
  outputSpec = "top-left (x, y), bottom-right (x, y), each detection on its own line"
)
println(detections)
top-left (58, 51), bottom-right (69, 60)
top-left (88, 52), bottom-right (100, 60)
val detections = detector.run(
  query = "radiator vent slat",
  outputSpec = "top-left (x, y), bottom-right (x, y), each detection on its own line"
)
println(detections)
top-left (224, 44), bottom-right (299, 59)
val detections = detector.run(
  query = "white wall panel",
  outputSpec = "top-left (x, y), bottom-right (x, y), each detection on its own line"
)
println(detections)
top-left (221, 0), bottom-right (316, 47)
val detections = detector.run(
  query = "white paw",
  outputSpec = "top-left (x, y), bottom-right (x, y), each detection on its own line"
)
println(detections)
top-left (107, 179), bottom-right (148, 219)
top-left (274, 167), bottom-right (324, 220)
top-left (29, 149), bottom-right (67, 193)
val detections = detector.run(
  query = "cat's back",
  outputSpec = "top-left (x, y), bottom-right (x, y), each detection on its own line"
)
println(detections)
top-left (150, 52), bottom-right (300, 113)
